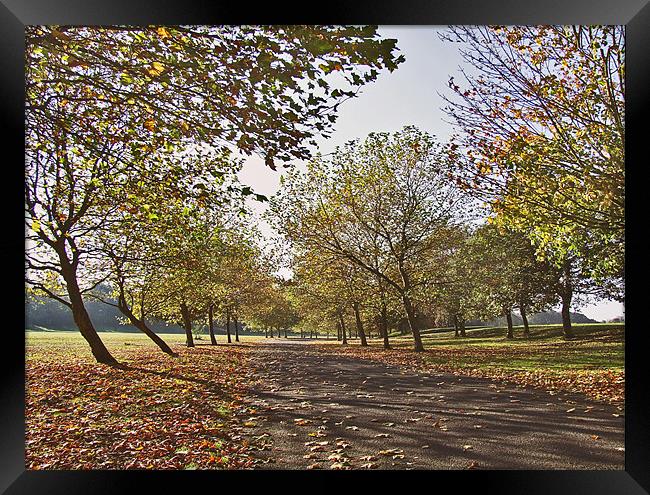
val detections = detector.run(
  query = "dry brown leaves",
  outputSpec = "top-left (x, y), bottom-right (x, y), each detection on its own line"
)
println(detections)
top-left (26, 342), bottom-right (264, 470)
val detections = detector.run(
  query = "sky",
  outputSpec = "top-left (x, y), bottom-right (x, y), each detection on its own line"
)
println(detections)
top-left (237, 26), bottom-right (624, 323)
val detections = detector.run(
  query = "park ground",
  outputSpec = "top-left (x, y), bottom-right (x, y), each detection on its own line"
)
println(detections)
top-left (25, 324), bottom-right (624, 470)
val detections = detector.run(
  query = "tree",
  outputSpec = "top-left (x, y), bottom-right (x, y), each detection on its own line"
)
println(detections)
top-left (89, 146), bottom-right (242, 355)
top-left (271, 127), bottom-right (469, 351)
top-left (441, 25), bottom-right (624, 290)
top-left (466, 224), bottom-right (559, 339)
top-left (26, 25), bottom-right (404, 363)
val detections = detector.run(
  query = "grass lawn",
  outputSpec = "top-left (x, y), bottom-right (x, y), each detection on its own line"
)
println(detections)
top-left (389, 323), bottom-right (624, 372)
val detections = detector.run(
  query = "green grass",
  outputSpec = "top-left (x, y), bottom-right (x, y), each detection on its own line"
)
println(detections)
top-left (25, 329), bottom-right (268, 362)
top-left (367, 323), bottom-right (624, 373)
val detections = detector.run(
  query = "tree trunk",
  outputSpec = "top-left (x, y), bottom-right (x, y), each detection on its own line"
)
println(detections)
top-left (401, 293), bottom-right (425, 352)
top-left (380, 305), bottom-right (390, 349)
top-left (117, 296), bottom-right (177, 356)
top-left (58, 254), bottom-right (118, 365)
top-left (520, 303), bottom-right (530, 337)
top-left (284, 328), bottom-right (288, 338)
top-left (226, 310), bottom-right (232, 343)
top-left (453, 314), bottom-right (459, 337)
top-left (459, 318), bottom-right (466, 337)
top-left (560, 260), bottom-right (574, 338)
top-left (505, 308), bottom-right (514, 339)
top-left (208, 304), bottom-right (217, 345)
top-left (352, 302), bottom-right (368, 346)
top-left (561, 293), bottom-right (573, 338)
top-left (265, 328), bottom-right (268, 338)
top-left (339, 313), bottom-right (348, 345)
top-left (180, 302), bottom-right (194, 347)
top-left (234, 316), bottom-right (239, 342)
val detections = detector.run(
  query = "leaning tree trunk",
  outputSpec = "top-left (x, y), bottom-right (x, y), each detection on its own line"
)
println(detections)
top-left (117, 296), bottom-right (177, 356)
top-left (339, 313), bottom-right (348, 345)
top-left (505, 308), bottom-right (514, 339)
top-left (226, 310), bottom-right (232, 343)
top-left (180, 302), bottom-right (194, 347)
top-left (520, 303), bottom-right (530, 337)
top-left (208, 304), bottom-right (217, 345)
top-left (352, 302), bottom-right (368, 346)
top-left (59, 255), bottom-right (118, 365)
top-left (234, 316), bottom-right (240, 342)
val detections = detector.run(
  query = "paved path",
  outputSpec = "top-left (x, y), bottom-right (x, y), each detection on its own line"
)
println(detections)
top-left (244, 340), bottom-right (624, 470)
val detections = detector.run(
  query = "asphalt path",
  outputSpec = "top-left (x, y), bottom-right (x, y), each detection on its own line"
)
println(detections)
top-left (244, 339), bottom-right (624, 470)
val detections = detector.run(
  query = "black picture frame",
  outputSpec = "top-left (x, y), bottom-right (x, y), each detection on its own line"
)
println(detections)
top-left (2, 1), bottom-right (648, 493)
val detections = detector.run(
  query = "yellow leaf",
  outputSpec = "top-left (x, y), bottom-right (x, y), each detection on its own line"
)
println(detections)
top-left (157, 27), bottom-right (171, 39)
top-left (148, 61), bottom-right (165, 76)
top-left (144, 119), bottom-right (155, 131)
top-left (31, 219), bottom-right (41, 232)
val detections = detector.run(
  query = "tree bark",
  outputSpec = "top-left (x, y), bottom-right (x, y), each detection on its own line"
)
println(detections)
top-left (505, 308), bottom-right (514, 339)
top-left (117, 296), bottom-right (177, 356)
top-left (208, 304), bottom-right (217, 345)
top-left (401, 293), bottom-right (425, 352)
top-left (453, 314), bottom-right (459, 338)
top-left (58, 253), bottom-right (118, 365)
top-left (380, 305), bottom-right (390, 349)
top-left (226, 310), bottom-right (232, 343)
top-left (180, 302), bottom-right (194, 347)
top-left (265, 328), bottom-right (268, 338)
top-left (352, 302), bottom-right (368, 346)
top-left (520, 303), bottom-right (530, 337)
top-left (560, 261), bottom-right (574, 338)
top-left (234, 315), bottom-right (239, 342)
top-left (561, 293), bottom-right (573, 338)
top-left (339, 313), bottom-right (348, 345)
